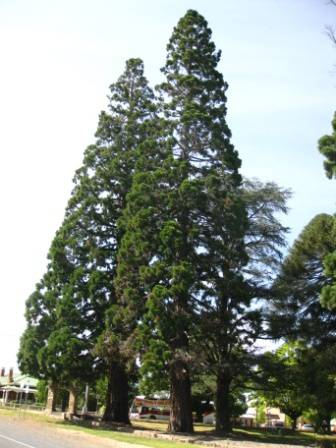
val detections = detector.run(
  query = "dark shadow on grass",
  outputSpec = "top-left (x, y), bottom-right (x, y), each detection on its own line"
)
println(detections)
top-left (55, 420), bottom-right (336, 447)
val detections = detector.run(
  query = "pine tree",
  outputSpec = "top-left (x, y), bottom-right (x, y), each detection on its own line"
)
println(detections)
top-left (317, 113), bottom-right (336, 309)
top-left (193, 179), bottom-right (289, 432)
top-left (271, 213), bottom-right (336, 343)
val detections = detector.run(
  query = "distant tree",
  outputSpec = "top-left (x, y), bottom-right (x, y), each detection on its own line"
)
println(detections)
top-left (300, 346), bottom-right (336, 433)
top-left (325, 1), bottom-right (336, 51)
top-left (257, 343), bottom-right (310, 430)
top-left (270, 213), bottom-right (336, 344)
top-left (317, 113), bottom-right (336, 310)
top-left (270, 214), bottom-right (336, 431)
top-left (318, 112), bottom-right (336, 180)
top-left (36, 380), bottom-right (48, 405)
top-left (191, 373), bottom-right (247, 423)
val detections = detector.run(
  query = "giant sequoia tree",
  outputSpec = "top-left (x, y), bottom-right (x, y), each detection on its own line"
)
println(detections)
top-left (19, 10), bottom-right (291, 432)
top-left (61, 58), bottom-right (156, 422)
top-left (19, 58), bottom-right (156, 422)
top-left (116, 10), bottom-right (249, 433)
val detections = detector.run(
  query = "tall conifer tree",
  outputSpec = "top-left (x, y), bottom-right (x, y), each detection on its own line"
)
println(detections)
top-left (116, 10), bottom-right (247, 433)
top-left (19, 58), bottom-right (156, 422)
top-left (317, 113), bottom-right (336, 309)
top-left (59, 57), bottom-right (156, 422)
top-left (159, 9), bottom-right (247, 432)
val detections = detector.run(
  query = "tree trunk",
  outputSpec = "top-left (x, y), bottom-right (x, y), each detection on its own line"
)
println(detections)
top-left (110, 362), bottom-right (130, 423)
top-left (102, 364), bottom-right (113, 421)
top-left (102, 362), bottom-right (130, 424)
top-left (215, 371), bottom-right (232, 433)
top-left (61, 392), bottom-right (68, 412)
top-left (82, 384), bottom-right (89, 414)
top-left (169, 359), bottom-right (194, 433)
top-left (321, 415), bottom-right (331, 433)
top-left (290, 416), bottom-right (298, 431)
top-left (45, 383), bottom-right (58, 413)
top-left (68, 388), bottom-right (78, 415)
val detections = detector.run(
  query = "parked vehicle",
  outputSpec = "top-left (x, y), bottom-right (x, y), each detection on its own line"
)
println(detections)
top-left (301, 423), bottom-right (314, 432)
top-left (129, 397), bottom-right (170, 421)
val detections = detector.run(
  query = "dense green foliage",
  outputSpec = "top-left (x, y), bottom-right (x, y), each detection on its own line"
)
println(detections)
top-left (19, 58), bottom-right (156, 421)
top-left (114, 10), bottom-right (290, 433)
top-left (269, 215), bottom-right (336, 430)
top-left (256, 343), bottom-right (310, 430)
top-left (18, 8), bottom-right (335, 435)
top-left (319, 112), bottom-right (336, 180)
top-left (271, 213), bottom-right (336, 344)
top-left (317, 112), bottom-right (336, 310)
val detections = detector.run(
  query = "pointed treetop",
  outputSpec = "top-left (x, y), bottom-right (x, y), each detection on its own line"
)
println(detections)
top-left (163, 9), bottom-right (221, 75)
top-left (159, 9), bottom-right (241, 178)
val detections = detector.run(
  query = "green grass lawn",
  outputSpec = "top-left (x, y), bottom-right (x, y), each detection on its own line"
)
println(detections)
top-left (233, 427), bottom-right (336, 446)
top-left (58, 419), bottom-right (336, 447)
top-left (59, 423), bottom-right (205, 448)
top-left (131, 419), bottom-right (212, 432)
top-left (1, 408), bottom-right (335, 447)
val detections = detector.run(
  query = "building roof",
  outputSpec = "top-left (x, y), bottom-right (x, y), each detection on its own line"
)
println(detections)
top-left (12, 374), bottom-right (38, 388)
top-left (0, 373), bottom-right (38, 389)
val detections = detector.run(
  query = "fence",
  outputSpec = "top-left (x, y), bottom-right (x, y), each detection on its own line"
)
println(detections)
top-left (0, 401), bottom-right (45, 412)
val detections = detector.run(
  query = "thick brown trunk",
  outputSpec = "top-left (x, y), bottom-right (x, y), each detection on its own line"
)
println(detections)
top-left (290, 415), bottom-right (298, 431)
top-left (45, 383), bottom-right (58, 413)
top-left (68, 388), bottom-right (78, 415)
top-left (102, 365), bottom-right (113, 421)
top-left (111, 362), bottom-right (130, 423)
top-left (169, 359), bottom-right (194, 433)
top-left (215, 371), bottom-right (232, 433)
top-left (321, 416), bottom-right (331, 433)
top-left (102, 362), bottom-right (130, 424)
top-left (61, 393), bottom-right (68, 412)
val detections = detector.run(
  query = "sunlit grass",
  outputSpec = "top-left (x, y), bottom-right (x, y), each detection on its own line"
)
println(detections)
top-left (1, 408), bottom-right (336, 447)
top-left (60, 423), bottom-right (205, 448)
top-left (131, 419), bottom-right (212, 432)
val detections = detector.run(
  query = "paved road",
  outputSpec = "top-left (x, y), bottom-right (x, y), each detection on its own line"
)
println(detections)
top-left (0, 414), bottom-right (135, 448)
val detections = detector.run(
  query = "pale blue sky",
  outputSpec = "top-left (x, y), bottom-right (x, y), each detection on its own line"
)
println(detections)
top-left (0, 0), bottom-right (335, 368)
